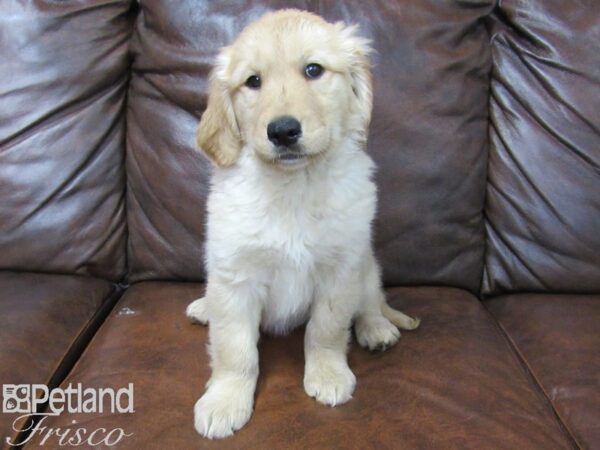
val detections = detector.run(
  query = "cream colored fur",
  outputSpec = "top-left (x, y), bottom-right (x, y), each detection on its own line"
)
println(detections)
top-left (186, 9), bottom-right (419, 439)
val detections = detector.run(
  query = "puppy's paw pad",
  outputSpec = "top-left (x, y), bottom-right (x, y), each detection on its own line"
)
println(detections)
top-left (193, 384), bottom-right (253, 439)
top-left (186, 298), bottom-right (209, 325)
top-left (304, 363), bottom-right (356, 407)
top-left (355, 316), bottom-right (400, 352)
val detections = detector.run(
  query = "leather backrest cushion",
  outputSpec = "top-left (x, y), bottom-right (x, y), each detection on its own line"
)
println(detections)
top-left (0, 1), bottom-right (133, 281)
top-left (127, 0), bottom-right (494, 291)
top-left (483, 1), bottom-right (600, 295)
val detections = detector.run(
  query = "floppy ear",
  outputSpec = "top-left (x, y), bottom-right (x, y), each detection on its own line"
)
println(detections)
top-left (196, 51), bottom-right (242, 167)
top-left (339, 24), bottom-right (374, 136)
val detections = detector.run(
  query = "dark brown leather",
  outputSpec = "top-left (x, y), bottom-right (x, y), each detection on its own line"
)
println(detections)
top-left (23, 283), bottom-right (573, 449)
top-left (483, 0), bottom-right (600, 295)
top-left (0, 1), bottom-right (133, 282)
top-left (320, 1), bottom-right (493, 293)
top-left (1, 1), bottom-right (598, 448)
top-left (0, 272), bottom-right (113, 444)
top-left (486, 294), bottom-right (600, 450)
top-left (126, 1), bottom-right (493, 292)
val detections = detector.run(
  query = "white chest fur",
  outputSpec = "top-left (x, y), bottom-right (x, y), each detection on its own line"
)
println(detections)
top-left (205, 144), bottom-right (377, 333)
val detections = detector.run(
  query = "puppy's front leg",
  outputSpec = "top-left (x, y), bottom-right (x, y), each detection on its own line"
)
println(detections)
top-left (194, 282), bottom-right (261, 439)
top-left (304, 276), bottom-right (359, 407)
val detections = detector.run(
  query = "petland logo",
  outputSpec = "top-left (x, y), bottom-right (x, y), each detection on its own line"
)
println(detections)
top-left (2, 383), bottom-right (134, 447)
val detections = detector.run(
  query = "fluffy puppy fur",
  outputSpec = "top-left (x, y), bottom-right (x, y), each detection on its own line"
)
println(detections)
top-left (186, 9), bottom-right (420, 439)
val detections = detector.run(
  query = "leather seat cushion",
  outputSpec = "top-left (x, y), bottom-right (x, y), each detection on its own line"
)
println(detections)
top-left (486, 294), bottom-right (600, 449)
top-left (0, 272), bottom-right (114, 443)
top-left (23, 283), bottom-right (572, 449)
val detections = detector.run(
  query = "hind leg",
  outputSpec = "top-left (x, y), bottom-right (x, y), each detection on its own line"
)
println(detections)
top-left (186, 297), bottom-right (209, 325)
top-left (354, 252), bottom-right (419, 351)
top-left (355, 299), bottom-right (401, 352)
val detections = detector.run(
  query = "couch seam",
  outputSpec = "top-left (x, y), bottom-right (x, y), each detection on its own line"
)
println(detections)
top-left (46, 283), bottom-right (127, 390)
top-left (483, 306), bottom-right (581, 450)
top-left (6, 283), bottom-right (127, 450)
top-left (479, 0), bottom-right (498, 298)
top-left (120, 0), bottom-right (138, 287)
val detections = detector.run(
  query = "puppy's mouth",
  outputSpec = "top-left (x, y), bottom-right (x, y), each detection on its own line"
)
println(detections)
top-left (276, 151), bottom-right (307, 164)
top-left (272, 145), bottom-right (309, 166)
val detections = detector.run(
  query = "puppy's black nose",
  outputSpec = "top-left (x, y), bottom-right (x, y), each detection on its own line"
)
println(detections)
top-left (267, 116), bottom-right (302, 146)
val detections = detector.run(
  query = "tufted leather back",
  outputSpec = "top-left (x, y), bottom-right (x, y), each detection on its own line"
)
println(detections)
top-left (125, 0), bottom-right (494, 292)
top-left (1, 1), bottom-right (598, 295)
top-left (0, 0), bottom-right (133, 282)
top-left (483, 0), bottom-right (600, 295)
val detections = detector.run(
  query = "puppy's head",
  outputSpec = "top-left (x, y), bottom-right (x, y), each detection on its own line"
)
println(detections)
top-left (197, 9), bottom-right (373, 169)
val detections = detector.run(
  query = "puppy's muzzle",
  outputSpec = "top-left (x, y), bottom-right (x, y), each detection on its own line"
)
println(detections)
top-left (267, 116), bottom-right (302, 147)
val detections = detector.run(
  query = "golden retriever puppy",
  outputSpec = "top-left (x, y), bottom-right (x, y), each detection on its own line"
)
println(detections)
top-left (186, 9), bottom-right (420, 439)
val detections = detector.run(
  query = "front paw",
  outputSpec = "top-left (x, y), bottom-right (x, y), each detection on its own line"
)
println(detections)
top-left (194, 378), bottom-right (254, 439)
top-left (304, 361), bottom-right (356, 407)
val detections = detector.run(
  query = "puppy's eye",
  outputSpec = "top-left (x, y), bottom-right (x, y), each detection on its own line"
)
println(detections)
top-left (245, 75), bottom-right (261, 89)
top-left (304, 63), bottom-right (324, 80)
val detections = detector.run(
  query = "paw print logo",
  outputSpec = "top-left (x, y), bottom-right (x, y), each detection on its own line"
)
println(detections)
top-left (2, 385), bottom-right (31, 413)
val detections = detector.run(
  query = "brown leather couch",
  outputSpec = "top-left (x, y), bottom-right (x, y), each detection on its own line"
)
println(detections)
top-left (1, 1), bottom-right (598, 449)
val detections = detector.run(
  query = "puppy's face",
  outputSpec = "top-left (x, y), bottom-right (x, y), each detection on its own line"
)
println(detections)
top-left (197, 10), bottom-right (373, 169)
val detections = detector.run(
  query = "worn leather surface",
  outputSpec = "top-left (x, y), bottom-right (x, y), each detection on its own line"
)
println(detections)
top-left (486, 294), bottom-right (600, 450)
top-left (0, 272), bottom-right (112, 445)
top-left (126, 1), bottom-right (493, 292)
top-left (23, 283), bottom-right (573, 449)
top-left (483, 0), bottom-right (600, 295)
top-left (0, 0), bottom-right (133, 282)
